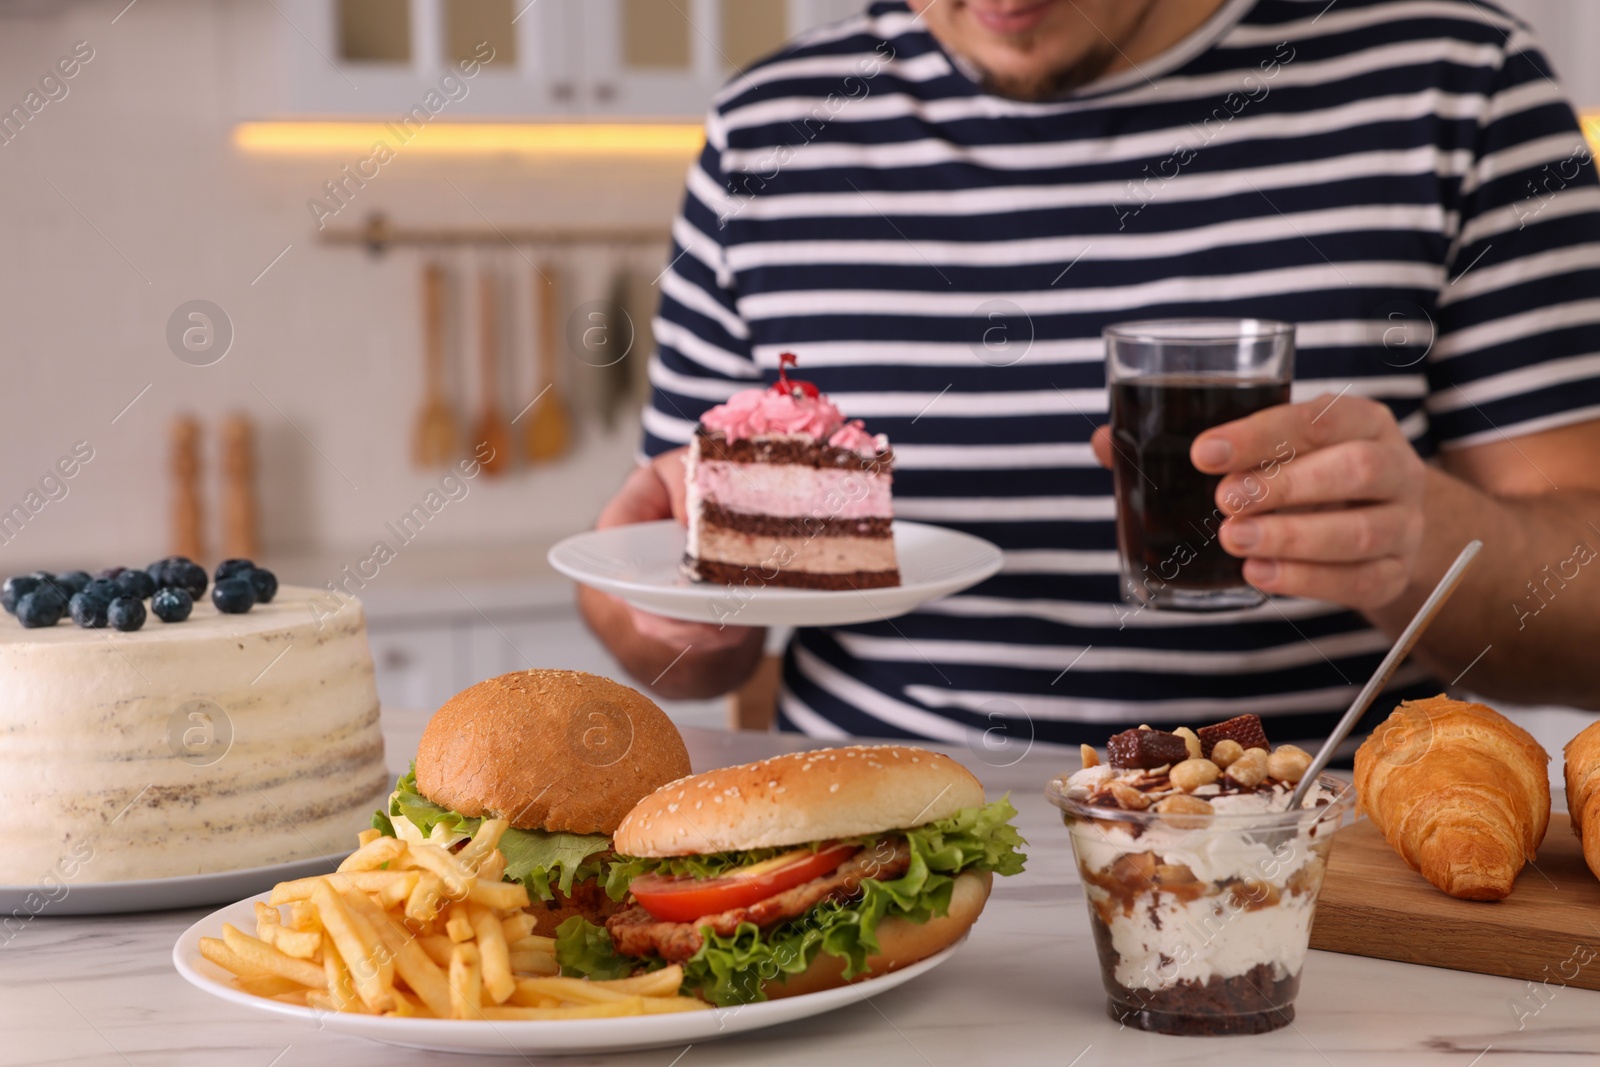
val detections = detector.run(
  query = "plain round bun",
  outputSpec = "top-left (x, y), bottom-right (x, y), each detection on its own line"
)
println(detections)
top-left (766, 871), bottom-right (992, 999)
top-left (415, 669), bottom-right (692, 835)
top-left (614, 745), bottom-right (985, 856)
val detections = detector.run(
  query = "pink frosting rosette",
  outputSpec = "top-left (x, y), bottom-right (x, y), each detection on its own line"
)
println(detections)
top-left (701, 353), bottom-right (867, 443)
top-left (827, 419), bottom-right (880, 456)
top-left (701, 387), bottom-right (846, 442)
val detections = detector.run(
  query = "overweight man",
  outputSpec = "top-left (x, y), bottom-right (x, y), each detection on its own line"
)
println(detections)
top-left (580, 0), bottom-right (1600, 750)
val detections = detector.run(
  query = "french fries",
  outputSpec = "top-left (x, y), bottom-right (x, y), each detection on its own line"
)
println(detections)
top-left (221, 923), bottom-right (326, 989)
top-left (508, 950), bottom-right (560, 976)
top-left (197, 833), bottom-right (709, 1021)
top-left (468, 903), bottom-right (516, 1004)
top-left (457, 818), bottom-right (507, 872)
top-left (449, 942), bottom-right (483, 1020)
top-left (501, 912), bottom-right (537, 943)
top-left (337, 835), bottom-right (406, 872)
top-left (255, 902), bottom-right (320, 959)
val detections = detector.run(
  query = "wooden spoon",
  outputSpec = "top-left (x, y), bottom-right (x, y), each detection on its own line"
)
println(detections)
top-left (595, 264), bottom-right (633, 431)
top-left (472, 268), bottom-right (512, 476)
top-left (523, 262), bottom-right (572, 463)
top-left (170, 413), bottom-right (204, 562)
top-left (219, 412), bottom-right (260, 559)
top-left (411, 262), bottom-right (458, 467)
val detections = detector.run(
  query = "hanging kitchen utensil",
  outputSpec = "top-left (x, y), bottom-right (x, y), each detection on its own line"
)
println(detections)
top-left (471, 264), bottom-right (513, 476)
top-left (596, 261), bottom-right (634, 431)
top-left (171, 413), bottom-right (205, 562)
top-left (523, 259), bottom-right (572, 463)
top-left (624, 258), bottom-right (657, 403)
top-left (412, 261), bottom-right (458, 468)
top-left (219, 412), bottom-right (260, 560)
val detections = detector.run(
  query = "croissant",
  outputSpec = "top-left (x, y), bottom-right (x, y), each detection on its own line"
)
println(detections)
top-left (1564, 721), bottom-right (1600, 881)
top-left (1354, 695), bottom-right (1549, 901)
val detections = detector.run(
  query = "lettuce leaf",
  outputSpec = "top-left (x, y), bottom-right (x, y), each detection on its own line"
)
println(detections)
top-left (562, 797), bottom-right (1026, 1005)
top-left (554, 916), bottom-right (657, 981)
top-left (377, 767), bottom-right (612, 900)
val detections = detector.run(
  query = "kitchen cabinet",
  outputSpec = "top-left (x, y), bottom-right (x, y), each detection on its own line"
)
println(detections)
top-left (272, 0), bottom-right (867, 118)
top-left (276, 0), bottom-right (573, 116)
top-left (367, 619), bottom-right (465, 712)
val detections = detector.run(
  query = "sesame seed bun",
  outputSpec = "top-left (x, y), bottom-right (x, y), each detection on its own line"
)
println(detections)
top-left (415, 669), bottom-right (692, 835)
top-left (614, 745), bottom-right (986, 857)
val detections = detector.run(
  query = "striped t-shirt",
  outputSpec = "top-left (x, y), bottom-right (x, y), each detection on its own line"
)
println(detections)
top-left (641, 0), bottom-right (1600, 752)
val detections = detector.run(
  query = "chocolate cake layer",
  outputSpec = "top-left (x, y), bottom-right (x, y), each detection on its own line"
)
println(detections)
top-left (1090, 913), bottom-right (1297, 1036)
top-left (701, 502), bottom-right (891, 540)
top-left (686, 556), bottom-right (901, 590)
top-left (697, 428), bottom-right (893, 472)
top-left (1105, 966), bottom-right (1298, 1036)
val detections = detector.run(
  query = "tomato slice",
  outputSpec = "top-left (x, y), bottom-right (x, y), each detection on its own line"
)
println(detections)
top-left (630, 843), bottom-right (859, 923)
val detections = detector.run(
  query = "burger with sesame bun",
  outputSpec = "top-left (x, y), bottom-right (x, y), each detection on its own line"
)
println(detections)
top-left (556, 745), bottom-right (1026, 1005)
top-left (372, 669), bottom-right (692, 936)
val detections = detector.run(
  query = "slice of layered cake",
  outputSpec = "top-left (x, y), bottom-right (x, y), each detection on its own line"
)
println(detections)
top-left (684, 354), bottom-right (899, 590)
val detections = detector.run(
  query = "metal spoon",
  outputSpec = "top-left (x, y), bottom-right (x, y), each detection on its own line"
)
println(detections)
top-left (1287, 539), bottom-right (1484, 809)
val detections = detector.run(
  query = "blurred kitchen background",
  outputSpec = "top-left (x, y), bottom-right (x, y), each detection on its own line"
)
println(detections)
top-left (0, 0), bottom-right (1591, 733)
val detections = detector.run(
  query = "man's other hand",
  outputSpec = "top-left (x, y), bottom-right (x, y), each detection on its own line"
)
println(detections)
top-left (1090, 395), bottom-right (1427, 610)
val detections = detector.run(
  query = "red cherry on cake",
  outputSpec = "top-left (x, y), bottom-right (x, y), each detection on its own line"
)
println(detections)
top-left (771, 352), bottom-right (821, 399)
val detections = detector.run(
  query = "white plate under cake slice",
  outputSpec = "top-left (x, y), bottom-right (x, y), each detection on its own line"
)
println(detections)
top-left (549, 520), bottom-right (1001, 628)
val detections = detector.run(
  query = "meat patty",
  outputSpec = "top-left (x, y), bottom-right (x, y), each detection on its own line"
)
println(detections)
top-left (607, 840), bottom-right (912, 963)
top-left (525, 875), bottom-right (619, 937)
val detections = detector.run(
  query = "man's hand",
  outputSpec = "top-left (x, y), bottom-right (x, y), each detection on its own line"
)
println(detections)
top-left (1092, 395), bottom-right (1428, 609)
top-left (593, 447), bottom-right (752, 652)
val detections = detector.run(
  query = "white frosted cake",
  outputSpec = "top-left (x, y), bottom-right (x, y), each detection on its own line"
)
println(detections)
top-left (0, 585), bottom-right (388, 884)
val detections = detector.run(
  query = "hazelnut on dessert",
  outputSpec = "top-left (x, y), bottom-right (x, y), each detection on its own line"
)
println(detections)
top-left (1268, 744), bottom-right (1312, 783)
top-left (1154, 794), bottom-right (1214, 815)
top-left (1080, 744), bottom-right (1100, 769)
top-left (1154, 862), bottom-right (1199, 884)
top-left (1173, 726), bottom-right (1202, 760)
top-left (1169, 758), bottom-right (1221, 792)
top-left (1108, 782), bottom-right (1150, 810)
top-left (1209, 739), bottom-right (1245, 769)
top-left (1226, 747), bottom-right (1270, 788)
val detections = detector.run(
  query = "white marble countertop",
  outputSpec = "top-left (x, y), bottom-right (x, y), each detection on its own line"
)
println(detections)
top-left (4, 710), bottom-right (1597, 1066)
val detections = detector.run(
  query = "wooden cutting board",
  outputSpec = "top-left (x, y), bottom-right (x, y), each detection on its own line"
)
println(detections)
top-left (1309, 813), bottom-right (1600, 991)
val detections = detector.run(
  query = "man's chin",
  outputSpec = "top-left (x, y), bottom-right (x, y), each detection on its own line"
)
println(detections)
top-left (968, 44), bottom-right (1120, 100)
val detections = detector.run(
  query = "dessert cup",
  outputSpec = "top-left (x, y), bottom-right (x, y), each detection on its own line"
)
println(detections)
top-left (1046, 773), bottom-right (1353, 1036)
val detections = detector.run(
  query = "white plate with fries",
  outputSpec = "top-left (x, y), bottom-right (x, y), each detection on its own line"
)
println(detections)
top-left (171, 828), bottom-right (961, 1055)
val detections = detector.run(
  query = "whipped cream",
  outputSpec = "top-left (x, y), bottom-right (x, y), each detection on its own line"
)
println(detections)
top-left (1065, 805), bottom-right (1337, 987)
top-left (1099, 881), bottom-right (1319, 990)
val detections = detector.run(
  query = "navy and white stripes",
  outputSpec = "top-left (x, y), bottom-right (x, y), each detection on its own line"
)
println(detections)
top-left (642, 0), bottom-right (1600, 748)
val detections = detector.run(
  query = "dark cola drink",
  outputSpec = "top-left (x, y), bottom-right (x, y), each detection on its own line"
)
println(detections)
top-left (1111, 375), bottom-right (1290, 610)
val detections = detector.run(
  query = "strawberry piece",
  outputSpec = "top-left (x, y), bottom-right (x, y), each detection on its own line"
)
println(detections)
top-left (1196, 714), bottom-right (1270, 759)
top-left (1106, 728), bottom-right (1190, 769)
